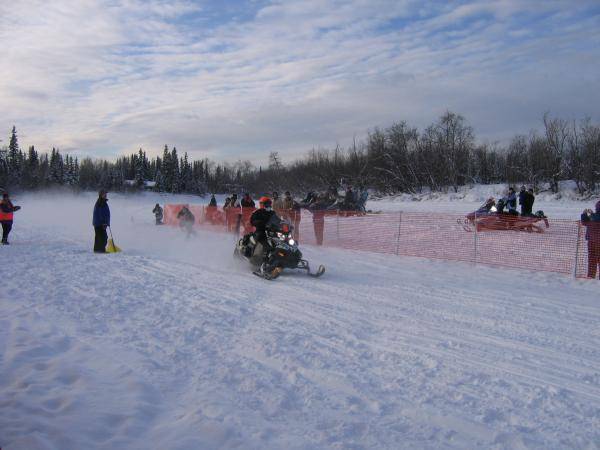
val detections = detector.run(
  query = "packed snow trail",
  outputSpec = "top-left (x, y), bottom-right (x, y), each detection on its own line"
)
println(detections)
top-left (0, 193), bottom-right (599, 449)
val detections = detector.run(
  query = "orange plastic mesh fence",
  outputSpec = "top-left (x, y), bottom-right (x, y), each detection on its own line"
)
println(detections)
top-left (164, 204), bottom-right (595, 279)
top-left (163, 204), bottom-right (187, 226)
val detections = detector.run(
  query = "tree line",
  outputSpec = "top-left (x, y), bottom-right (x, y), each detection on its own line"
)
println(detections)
top-left (1, 111), bottom-right (599, 196)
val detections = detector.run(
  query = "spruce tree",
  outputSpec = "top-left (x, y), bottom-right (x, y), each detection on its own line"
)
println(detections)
top-left (135, 148), bottom-right (145, 188)
top-left (171, 147), bottom-right (180, 193)
top-left (48, 148), bottom-right (65, 185)
top-left (161, 145), bottom-right (172, 192)
top-left (25, 145), bottom-right (39, 189)
top-left (8, 126), bottom-right (22, 187)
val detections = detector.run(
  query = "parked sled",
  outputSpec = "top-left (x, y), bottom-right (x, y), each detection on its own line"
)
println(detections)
top-left (459, 199), bottom-right (550, 233)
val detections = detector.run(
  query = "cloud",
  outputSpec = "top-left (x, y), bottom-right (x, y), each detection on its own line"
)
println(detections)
top-left (0, 0), bottom-right (599, 164)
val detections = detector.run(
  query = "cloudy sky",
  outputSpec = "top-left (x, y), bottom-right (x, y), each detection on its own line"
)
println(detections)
top-left (1, 0), bottom-right (599, 164)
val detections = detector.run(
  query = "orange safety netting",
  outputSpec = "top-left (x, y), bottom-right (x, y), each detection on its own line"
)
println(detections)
top-left (163, 204), bottom-right (597, 279)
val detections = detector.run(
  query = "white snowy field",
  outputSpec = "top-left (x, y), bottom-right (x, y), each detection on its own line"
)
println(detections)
top-left (1, 191), bottom-right (599, 450)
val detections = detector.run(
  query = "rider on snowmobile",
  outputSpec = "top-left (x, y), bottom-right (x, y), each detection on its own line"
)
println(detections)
top-left (243, 196), bottom-right (280, 258)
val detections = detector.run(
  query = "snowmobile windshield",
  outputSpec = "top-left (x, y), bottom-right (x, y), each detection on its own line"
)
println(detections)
top-left (265, 214), bottom-right (283, 230)
top-left (266, 214), bottom-right (294, 234)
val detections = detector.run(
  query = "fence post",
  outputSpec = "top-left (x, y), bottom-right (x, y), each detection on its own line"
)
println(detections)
top-left (395, 211), bottom-right (402, 255)
top-left (573, 220), bottom-right (581, 278)
top-left (336, 210), bottom-right (340, 242)
top-left (473, 211), bottom-right (478, 265)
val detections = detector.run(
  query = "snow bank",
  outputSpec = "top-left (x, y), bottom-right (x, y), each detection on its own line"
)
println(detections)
top-left (368, 182), bottom-right (599, 219)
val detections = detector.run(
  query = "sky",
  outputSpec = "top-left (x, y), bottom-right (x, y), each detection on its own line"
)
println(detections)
top-left (1, 0), bottom-right (599, 165)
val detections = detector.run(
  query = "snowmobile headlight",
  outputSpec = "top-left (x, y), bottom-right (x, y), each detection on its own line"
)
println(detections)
top-left (288, 239), bottom-right (295, 246)
top-left (490, 206), bottom-right (497, 212)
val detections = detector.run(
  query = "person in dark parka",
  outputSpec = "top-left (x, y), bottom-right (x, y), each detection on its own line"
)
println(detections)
top-left (177, 206), bottom-right (196, 236)
top-left (241, 193), bottom-right (256, 208)
top-left (581, 201), bottom-right (600, 279)
top-left (250, 197), bottom-right (276, 244)
top-left (520, 187), bottom-right (535, 216)
top-left (524, 188), bottom-right (535, 215)
top-left (152, 203), bottom-right (163, 225)
top-left (93, 190), bottom-right (110, 253)
top-left (0, 192), bottom-right (21, 245)
top-left (242, 196), bottom-right (277, 259)
top-left (518, 186), bottom-right (527, 215)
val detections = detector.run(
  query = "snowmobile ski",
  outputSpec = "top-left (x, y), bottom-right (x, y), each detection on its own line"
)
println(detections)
top-left (307, 264), bottom-right (326, 277)
top-left (253, 264), bottom-right (283, 280)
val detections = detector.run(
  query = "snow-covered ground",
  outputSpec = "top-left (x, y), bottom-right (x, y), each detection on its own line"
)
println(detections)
top-left (1, 191), bottom-right (599, 449)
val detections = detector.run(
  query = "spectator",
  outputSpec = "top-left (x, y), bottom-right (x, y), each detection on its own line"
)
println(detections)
top-left (226, 194), bottom-right (240, 232)
top-left (310, 194), bottom-right (327, 246)
top-left (581, 201), bottom-right (600, 279)
top-left (518, 186), bottom-right (527, 215)
top-left (357, 186), bottom-right (368, 213)
top-left (0, 192), bottom-right (21, 245)
top-left (496, 198), bottom-right (506, 214)
top-left (92, 190), bottom-right (110, 253)
top-left (272, 191), bottom-right (285, 212)
top-left (241, 193), bottom-right (255, 208)
top-left (282, 191), bottom-right (294, 211)
top-left (152, 203), bottom-right (163, 225)
top-left (223, 197), bottom-right (231, 209)
top-left (343, 186), bottom-right (356, 210)
top-left (522, 188), bottom-right (535, 216)
top-left (209, 194), bottom-right (217, 207)
top-left (282, 191), bottom-right (301, 242)
top-left (505, 187), bottom-right (518, 215)
top-left (328, 186), bottom-right (338, 200)
top-left (302, 191), bottom-right (316, 206)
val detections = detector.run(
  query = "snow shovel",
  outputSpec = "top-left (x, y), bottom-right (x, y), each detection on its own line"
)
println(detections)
top-left (106, 226), bottom-right (122, 253)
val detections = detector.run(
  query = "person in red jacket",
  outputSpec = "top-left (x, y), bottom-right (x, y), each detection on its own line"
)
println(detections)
top-left (581, 201), bottom-right (600, 279)
top-left (0, 192), bottom-right (21, 245)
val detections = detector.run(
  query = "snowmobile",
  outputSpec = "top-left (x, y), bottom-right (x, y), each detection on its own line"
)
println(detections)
top-left (234, 216), bottom-right (325, 280)
top-left (459, 198), bottom-right (550, 233)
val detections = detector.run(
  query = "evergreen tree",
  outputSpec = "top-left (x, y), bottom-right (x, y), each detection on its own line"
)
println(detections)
top-left (64, 155), bottom-right (79, 186)
top-left (135, 148), bottom-right (145, 188)
top-left (154, 168), bottom-right (164, 192)
top-left (48, 148), bottom-right (65, 185)
top-left (0, 145), bottom-right (7, 186)
top-left (23, 145), bottom-right (39, 189)
top-left (171, 147), bottom-right (180, 193)
top-left (180, 152), bottom-right (193, 193)
top-left (161, 145), bottom-right (172, 192)
top-left (7, 126), bottom-right (22, 187)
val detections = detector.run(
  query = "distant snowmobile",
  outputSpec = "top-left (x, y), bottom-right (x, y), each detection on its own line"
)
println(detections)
top-left (234, 216), bottom-right (325, 280)
top-left (459, 198), bottom-right (550, 233)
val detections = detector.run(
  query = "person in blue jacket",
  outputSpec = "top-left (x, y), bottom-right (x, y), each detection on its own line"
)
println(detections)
top-left (581, 200), bottom-right (600, 279)
top-left (505, 187), bottom-right (518, 215)
top-left (93, 189), bottom-right (110, 253)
